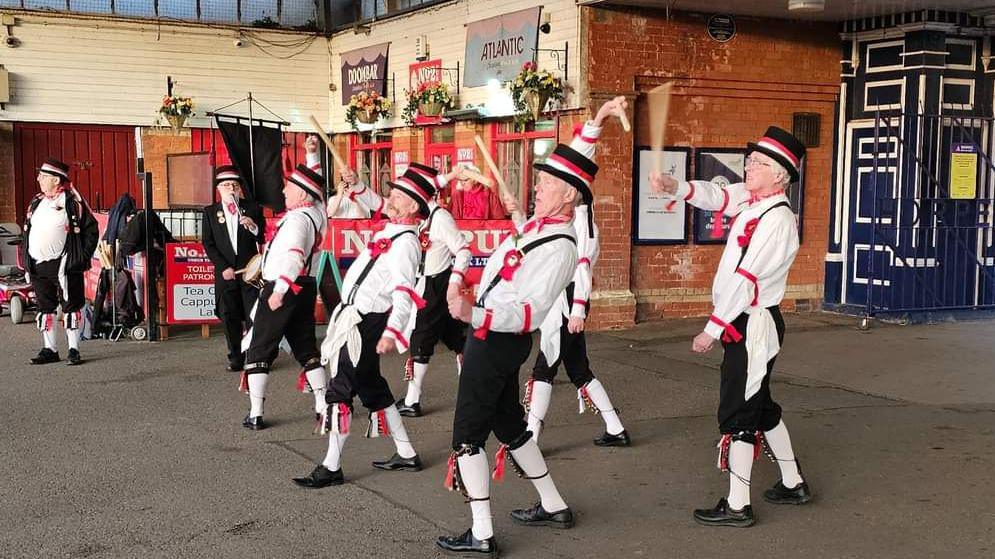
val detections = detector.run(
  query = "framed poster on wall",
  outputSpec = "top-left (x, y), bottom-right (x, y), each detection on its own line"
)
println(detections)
top-left (632, 146), bottom-right (691, 244)
top-left (693, 148), bottom-right (744, 244)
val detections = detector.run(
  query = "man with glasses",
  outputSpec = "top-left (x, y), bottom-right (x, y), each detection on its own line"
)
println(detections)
top-left (650, 126), bottom-right (813, 527)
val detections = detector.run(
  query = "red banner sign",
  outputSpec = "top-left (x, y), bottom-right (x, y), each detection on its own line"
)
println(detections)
top-left (324, 218), bottom-right (513, 286)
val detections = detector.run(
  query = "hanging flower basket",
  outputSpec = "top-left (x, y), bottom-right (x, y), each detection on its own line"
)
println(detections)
top-left (509, 62), bottom-right (565, 130)
top-left (522, 90), bottom-right (551, 121)
top-left (159, 94), bottom-right (194, 133)
top-left (346, 90), bottom-right (392, 130)
top-left (402, 82), bottom-right (455, 125)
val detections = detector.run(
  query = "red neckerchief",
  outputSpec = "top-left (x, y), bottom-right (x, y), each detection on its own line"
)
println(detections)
top-left (226, 201), bottom-right (238, 215)
top-left (43, 187), bottom-right (66, 201)
top-left (522, 213), bottom-right (570, 234)
top-left (748, 189), bottom-right (784, 206)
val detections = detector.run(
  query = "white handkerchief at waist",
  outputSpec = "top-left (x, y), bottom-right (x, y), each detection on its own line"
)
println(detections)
top-left (321, 304), bottom-right (363, 377)
top-left (743, 306), bottom-right (780, 401)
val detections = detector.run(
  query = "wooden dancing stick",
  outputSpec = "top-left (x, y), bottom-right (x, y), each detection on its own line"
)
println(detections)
top-left (618, 109), bottom-right (631, 132)
top-left (473, 134), bottom-right (523, 223)
top-left (648, 82), bottom-right (673, 176)
top-left (308, 115), bottom-right (347, 170)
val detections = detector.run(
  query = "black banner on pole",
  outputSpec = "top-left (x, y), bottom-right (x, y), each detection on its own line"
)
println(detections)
top-left (216, 117), bottom-right (286, 212)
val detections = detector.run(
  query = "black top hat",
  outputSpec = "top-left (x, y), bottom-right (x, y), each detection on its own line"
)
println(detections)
top-left (288, 164), bottom-right (325, 201)
top-left (37, 158), bottom-right (71, 182)
top-left (388, 167), bottom-right (436, 217)
top-left (747, 126), bottom-right (806, 182)
top-left (533, 144), bottom-right (598, 206)
top-left (214, 165), bottom-right (244, 186)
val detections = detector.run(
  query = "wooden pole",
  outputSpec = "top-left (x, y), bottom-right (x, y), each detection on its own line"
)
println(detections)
top-left (308, 115), bottom-right (347, 169)
top-left (648, 82), bottom-right (673, 175)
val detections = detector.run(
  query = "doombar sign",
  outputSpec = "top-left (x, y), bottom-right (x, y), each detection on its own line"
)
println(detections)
top-left (340, 43), bottom-right (390, 105)
top-left (464, 7), bottom-right (540, 87)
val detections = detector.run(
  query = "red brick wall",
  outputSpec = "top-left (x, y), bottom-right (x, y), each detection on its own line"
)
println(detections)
top-left (583, 7), bottom-right (839, 324)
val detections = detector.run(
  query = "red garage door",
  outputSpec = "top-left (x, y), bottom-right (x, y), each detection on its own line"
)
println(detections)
top-left (13, 122), bottom-right (140, 224)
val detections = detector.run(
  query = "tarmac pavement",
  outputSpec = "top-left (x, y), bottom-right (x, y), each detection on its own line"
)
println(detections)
top-left (1, 311), bottom-right (993, 558)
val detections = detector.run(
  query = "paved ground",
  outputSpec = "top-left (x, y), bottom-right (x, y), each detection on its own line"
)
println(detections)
top-left (1, 311), bottom-right (993, 558)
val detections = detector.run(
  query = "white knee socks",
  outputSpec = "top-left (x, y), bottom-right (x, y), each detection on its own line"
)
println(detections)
top-left (322, 431), bottom-right (349, 471)
top-left (66, 328), bottom-right (80, 350)
top-left (764, 420), bottom-right (803, 488)
top-left (726, 440), bottom-right (754, 510)
top-left (526, 380), bottom-right (553, 442)
top-left (42, 329), bottom-right (57, 351)
top-left (583, 379), bottom-right (625, 435)
top-left (404, 362), bottom-right (429, 406)
top-left (509, 438), bottom-right (568, 513)
top-left (304, 367), bottom-right (328, 414)
top-left (383, 405), bottom-right (417, 459)
top-left (247, 374), bottom-right (268, 418)
top-left (458, 451), bottom-right (493, 540)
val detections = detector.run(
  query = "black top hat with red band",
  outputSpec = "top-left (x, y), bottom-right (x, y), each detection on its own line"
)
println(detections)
top-left (288, 164), bottom-right (325, 201)
top-left (388, 166), bottom-right (436, 217)
top-left (747, 126), bottom-right (806, 182)
top-left (405, 162), bottom-right (443, 191)
top-left (533, 144), bottom-right (598, 205)
top-left (214, 165), bottom-right (244, 186)
top-left (37, 158), bottom-right (71, 183)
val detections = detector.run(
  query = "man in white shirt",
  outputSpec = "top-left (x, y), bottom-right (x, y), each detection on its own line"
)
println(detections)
top-left (21, 158), bottom-right (98, 366)
top-left (292, 166), bottom-right (434, 488)
top-left (395, 162), bottom-right (472, 418)
top-left (238, 164), bottom-right (327, 431)
top-left (525, 111), bottom-right (630, 448)
top-left (650, 126), bottom-right (813, 527)
top-left (436, 97), bottom-right (629, 557)
top-left (299, 135), bottom-right (384, 220)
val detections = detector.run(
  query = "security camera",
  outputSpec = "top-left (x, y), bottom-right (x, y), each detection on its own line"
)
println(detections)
top-left (233, 38), bottom-right (244, 48)
top-left (4, 36), bottom-right (18, 47)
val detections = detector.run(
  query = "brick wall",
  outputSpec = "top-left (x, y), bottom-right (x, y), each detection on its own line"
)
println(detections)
top-left (583, 7), bottom-right (838, 325)
top-left (0, 122), bottom-right (16, 223)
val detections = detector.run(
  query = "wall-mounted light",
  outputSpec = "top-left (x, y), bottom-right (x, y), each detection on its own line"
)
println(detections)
top-left (788, 0), bottom-right (825, 12)
top-left (540, 12), bottom-right (551, 34)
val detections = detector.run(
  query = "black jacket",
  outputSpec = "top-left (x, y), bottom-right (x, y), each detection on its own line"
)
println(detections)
top-left (201, 200), bottom-right (265, 271)
top-left (21, 190), bottom-right (99, 274)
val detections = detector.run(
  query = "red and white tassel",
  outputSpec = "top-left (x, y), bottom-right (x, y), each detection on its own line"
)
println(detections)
top-left (238, 371), bottom-right (249, 394)
top-left (577, 385), bottom-right (596, 414)
top-left (367, 409), bottom-right (390, 438)
top-left (522, 377), bottom-right (535, 411)
top-left (325, 403), bottom-right (350, 435)
top-left (717, 434), bottom-right (732, 471)
top-left (403, 357), bottom-right (414, 382)
top-left (492, 445), bottom-right (508, 483)
top-left (296, 370), bottom-right (310, 393)
top-left (444, 451), bottom-right (458, 491)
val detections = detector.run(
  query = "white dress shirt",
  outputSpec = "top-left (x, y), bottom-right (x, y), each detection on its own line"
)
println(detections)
top-left (261, 204), bottom-right (327, 294)
top-left (420, 201), bottom-right (471, 281)
top-left (28, 192), bottom-right (69, 264)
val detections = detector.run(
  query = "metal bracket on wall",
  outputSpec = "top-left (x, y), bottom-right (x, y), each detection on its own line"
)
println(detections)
top-left (533, 42), bottom-right (569, 82)
top-left (440, 61), bottom-right (461, 94)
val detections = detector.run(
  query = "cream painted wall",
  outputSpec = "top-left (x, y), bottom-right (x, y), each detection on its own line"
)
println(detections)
top-left (0, 12), bottom-right (330, 131)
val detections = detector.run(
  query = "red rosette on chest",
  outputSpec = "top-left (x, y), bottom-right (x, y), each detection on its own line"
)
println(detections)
top-left (368, 237), bottom-right (393, 258)
top-left (418, 230), bottom-right (431, 250)
top-left (499, 249), bottom-right (524, 281)
top-left (737, 218), bottom-right (761, 248)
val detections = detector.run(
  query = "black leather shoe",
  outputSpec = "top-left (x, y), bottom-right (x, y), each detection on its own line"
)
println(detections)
top-left (436, 528), bottom-right (498, 556)
top-left (30, 348), bottom-right (60, 365)
top-left (372, 452), bottom-right (422, 471)
top-left (693, 498), bottom-right (755, 527)
top-left (242, 415), bottom-right (267, 430)
top-left (594, 430), bottom-right (631, 447)
top-left (226, 362), bottom-right (243, 372)
top-left (395, 397), bottom-right (422, 418)
top-left (764, 479), bottom-right (812, 505)
top-left (66, 349), bottom-right (82, 366)
top-left (292, 465), bottom-right (344, 488)
top-left (510, 502), bottom-right (575, 528)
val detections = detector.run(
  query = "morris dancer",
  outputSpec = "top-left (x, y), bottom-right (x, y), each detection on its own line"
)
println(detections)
top-left (395, 163), bottom-right (472, 418)
top-left (524, 110), bottom-right (630, 447)
top-left (436, 96), bottom-right (629, 557)
top-left (650, 126), bottom-right (813, 527)
top-left (292, 166), bottom-right (434, 488)
top-left (238, 164), bottom-right (327, 430)
top-left (21, 158), bottom-right (98, 366)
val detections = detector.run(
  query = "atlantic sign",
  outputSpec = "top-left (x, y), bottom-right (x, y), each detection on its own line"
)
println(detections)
top-left (464, 7), bottom-right (541, 87)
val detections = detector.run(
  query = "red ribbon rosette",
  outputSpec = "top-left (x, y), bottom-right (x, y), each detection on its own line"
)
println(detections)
top-left (419, 230), bottom-right (431, 250)
top-left (737, 218), bottom-right (760, 248)
top-left (368, 237), bottom-right (392, 258)
top-left (499, 249), bottom-right (523, 281)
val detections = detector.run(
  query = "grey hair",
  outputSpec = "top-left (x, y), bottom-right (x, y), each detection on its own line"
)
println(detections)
top-left (770, 159), bottom-right (792, 188)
